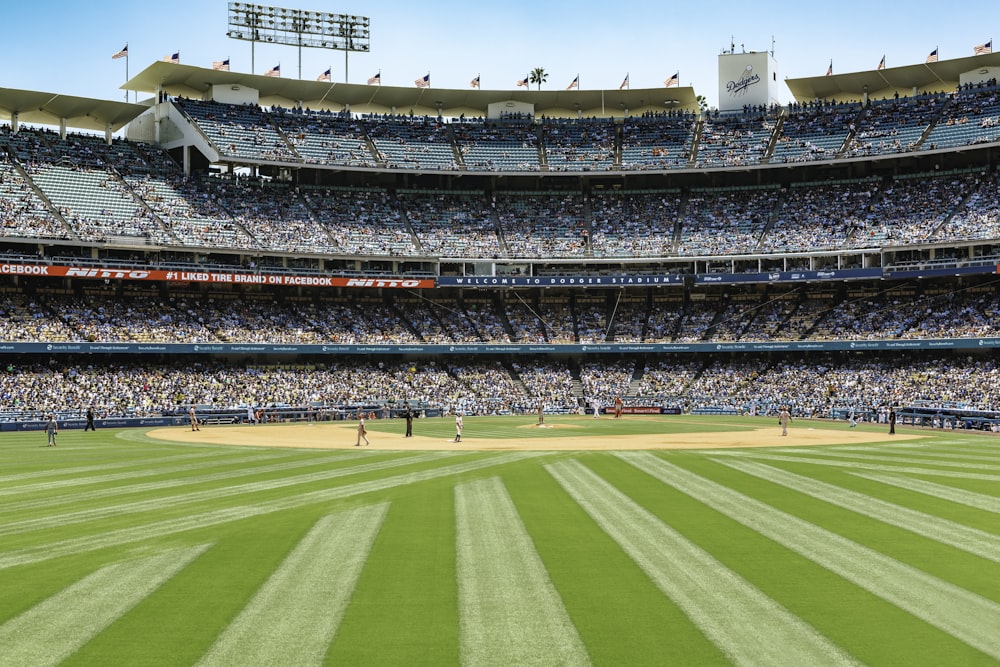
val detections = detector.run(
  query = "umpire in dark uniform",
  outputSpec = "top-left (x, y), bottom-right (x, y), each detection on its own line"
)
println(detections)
top-left (404, 407), bottom-right (414, 437)
top-left (85, 406), bottom-right (96, 431)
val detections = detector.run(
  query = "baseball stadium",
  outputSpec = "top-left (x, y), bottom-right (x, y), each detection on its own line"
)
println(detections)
top-left (3, 6), bottom-right (1000, 664)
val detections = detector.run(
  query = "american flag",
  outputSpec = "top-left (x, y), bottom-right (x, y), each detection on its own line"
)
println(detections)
top-left (566, 75), bottom-right (579, 90)
top-left (367, 72), bottom-right (381, 85)
top-left (317, 68), bottom-right (331, 82)
top-left (163, 52), bottom-right (179, 64)
top-left (664, 72), bottom-right (679, 87)
top-left (974, 40), bottom-right (992, 55)
top-left (265, 64), bottom-right (280, 77)
top-left (415, 73), bottom-right (430, 88)
top-left (213, 58), bottom-right (230, 71)
top-left (619, 74), bottom-right (629, 90)
top-left (825, 61), bottom-right (833, 76)
top-left (517, 74), bottom-right (529, 87)
top-left (470, 74), bottom-right (480, 89)
top-left (926, 48), bottom-right (938, 63)
top-left (877, 55), bottom-right (885, 71)
top-left (112, 44), bottom-right (128, 60)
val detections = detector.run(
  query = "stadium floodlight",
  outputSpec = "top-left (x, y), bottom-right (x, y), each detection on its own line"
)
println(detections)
top-left (227, 2), bottom-right (370, 82)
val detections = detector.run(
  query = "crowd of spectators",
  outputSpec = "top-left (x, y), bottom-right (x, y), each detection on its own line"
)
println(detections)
top-left (8, 352), bottom-right (999, 423)
top-left (695, 108), bottom-right (777, 167)
top-left (176, 99), bottom-right (299, 163)
top-left (770, 100), bottom-right (861, 163)
top-left (201, 178), bottom-right (339, 254)
top-left (619, 111), bottom-right (696, 170)
top-left (303, 186), bottom-right (416, 256)
top-left (366, 116), bottom-right (459, 170)
top-left (451, 120), bottom-right (540, 171)
top-left (495, 191), bottom-right (588, 257)
top-left (166, 94), bottom-right (1000, 173)
top-left (844, 94), bottom-right (948, 158)
top-left (922, 81), bottom-right (1000, 150)
top-left (3, 121), bottom-right (1000, 261)
top-left (3, 277), bottom-right (1000, 346)
top-left (850, 172), bottom-right (979, 246)
top-left (513, 360), bottom-right (577, 410)
top-left (938, 171), bottom-right (1000, 241)
top-left (589, 189), bottom-right (679, 257)
top-left (677, 186), bottom-right (776, 255)
top-left (270, 107), bottom-right (377, 168)
top-left (397, 189), bottom-right (502, 257)
top-left (761, 179), bottom-right (880, 252)
top-left (0, 161), bottom-right (68, 240)
top-left (541, 119), bottom-right (616, 172)
top-left (580, 359), bottom-right (634, 406)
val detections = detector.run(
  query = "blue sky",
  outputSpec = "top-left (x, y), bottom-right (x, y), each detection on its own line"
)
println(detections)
top-left (2, 1), bottom-right (995, 109)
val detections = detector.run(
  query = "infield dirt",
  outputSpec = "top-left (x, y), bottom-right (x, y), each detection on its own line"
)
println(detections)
top-left (148, 418), bottom-right (923, 451)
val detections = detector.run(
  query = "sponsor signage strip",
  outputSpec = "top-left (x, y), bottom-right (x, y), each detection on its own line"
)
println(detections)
top-left (5, 263), bottom-right (999, 289)
top-left (3, 339), bottom-right (998, 356)
top-left (436, 275), bottom-right (683, 287)
top-left (0, 263), bottom-right (434, 289)
top-left (2, 417), bottom-right (185, 432)
top-left (694, 268), bottom-right (882, 284)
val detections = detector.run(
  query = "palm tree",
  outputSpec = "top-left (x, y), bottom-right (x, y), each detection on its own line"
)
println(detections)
top-left (530, 67), bottom-right (548, 90)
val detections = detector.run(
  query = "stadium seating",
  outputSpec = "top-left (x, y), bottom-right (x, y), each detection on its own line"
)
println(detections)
top-left (4, 83), bottom-right (1000, 424)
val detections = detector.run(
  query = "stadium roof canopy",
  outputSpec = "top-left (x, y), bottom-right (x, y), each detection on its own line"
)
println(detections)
top-left (786, 52), bottom-right (1000, 102)
top-left (123, 61), bottom-right (699, 117)
top-left (0, 88), bottom-right (147, 133)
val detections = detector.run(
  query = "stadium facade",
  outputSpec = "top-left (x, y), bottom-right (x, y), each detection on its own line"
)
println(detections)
top-left (2, 50), bottom-right (1000, 427)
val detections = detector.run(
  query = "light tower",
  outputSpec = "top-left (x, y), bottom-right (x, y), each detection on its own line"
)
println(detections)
top-left (226, 3), bottom-right (370, 81)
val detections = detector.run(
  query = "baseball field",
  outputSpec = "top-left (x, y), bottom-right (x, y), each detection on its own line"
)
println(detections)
top-left (2, 414), bottom-right (999, 665)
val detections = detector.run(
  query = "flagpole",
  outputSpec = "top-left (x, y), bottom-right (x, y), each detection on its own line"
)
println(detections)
top-left (125, 48), bottom-right (129, 103)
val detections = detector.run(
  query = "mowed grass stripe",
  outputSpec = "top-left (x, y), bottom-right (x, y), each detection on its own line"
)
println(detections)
top-left (718, 460), bottom-right (1000, 563)
top-left (196, 504), bottom-right (387, 667)
top-left (0, 449), bottom-right (238, 484)
top-left (0, 451), bottom-right (290, 498)
top-left (729, 448), bottom-right (1000, 472)
top-left (712, 451), bottom-right (1000, 482)
top-left (455, 477), bottom-right (590, 666)
top-left (0, 449), bottom-right (373, 516)
top-left (853, 472), bottom-right (1000, 514)
top-left (547, 460), bottom-right (857, 667)
top-left (0, 544), bottom-right (209, 666)
top-left (832, 445), bottom-right (1000, 462)
top-left (0, 451), bottom-right (450, 537)
top-left (0, 451), bottom-right (548, 570)
top-left (620, 452), bottom-right (1000, 660)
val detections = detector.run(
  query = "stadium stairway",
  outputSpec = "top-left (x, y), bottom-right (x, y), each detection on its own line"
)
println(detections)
top-left (761, 108), bottom-right (787, 163)
top-left (626, 359), bottom-right (644, 399)
top-left (10, 160), bottom-right (77, 240)
top-left (913, 95), bottom-right (956, 150)
top-left (395, 203), bottom-right (425, 254)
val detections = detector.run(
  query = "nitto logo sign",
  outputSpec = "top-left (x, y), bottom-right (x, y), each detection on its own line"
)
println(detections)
top-left (726, 64), bottom-right (760, 98)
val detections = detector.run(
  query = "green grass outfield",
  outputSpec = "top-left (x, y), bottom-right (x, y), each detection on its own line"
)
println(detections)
top-left (2, 415), bottom-right (1000, 665)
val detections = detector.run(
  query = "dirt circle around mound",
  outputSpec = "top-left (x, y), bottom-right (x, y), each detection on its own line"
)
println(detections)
top-left (146, 418), bottom-right (924, 451)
